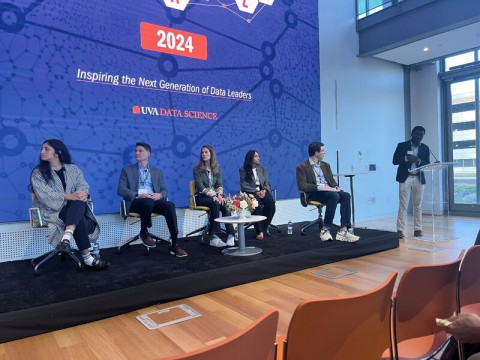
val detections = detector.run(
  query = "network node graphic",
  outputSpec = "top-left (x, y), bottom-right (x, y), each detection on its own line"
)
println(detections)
top-left (0, 0), bottom-right (320, 221)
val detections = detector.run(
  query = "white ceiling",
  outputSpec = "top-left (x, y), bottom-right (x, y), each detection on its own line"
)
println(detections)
top-left (373, 21), bottom-right (480, 65)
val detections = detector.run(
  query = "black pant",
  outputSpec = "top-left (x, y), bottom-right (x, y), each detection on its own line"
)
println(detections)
top-left (194, 194), bottom-right (234, 235)
top-left (249, 191), bottom-right (276, 234)
top-left (130, 197), bottom-right (178, 245)
top-left (58, 200), bottom-right (95, 251)
top-left (308, 190), bottom-right (352, 229)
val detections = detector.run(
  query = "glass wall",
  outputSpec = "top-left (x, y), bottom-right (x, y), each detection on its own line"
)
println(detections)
top-left (442, 49), bottom-right (480, 211)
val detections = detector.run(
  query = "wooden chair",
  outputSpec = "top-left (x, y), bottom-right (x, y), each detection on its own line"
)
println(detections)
top-left (185, 180), bottom-right (211, 244)
top-left (391, 251), bottom-right (465, 360)
top-left (116, 199), bottom-right (170, 255)
top-left (161, 309), bottom-right (279, 360)
top-left (29, 192), bottom-right (83, 275)
top-left (277, 272), bottom-right (397, 360)
top-left (299, 191), bottom-right (324, 235)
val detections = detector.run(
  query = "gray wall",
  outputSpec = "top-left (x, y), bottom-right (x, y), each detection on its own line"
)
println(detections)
top-left (319, 0), bottom-right (406, 222)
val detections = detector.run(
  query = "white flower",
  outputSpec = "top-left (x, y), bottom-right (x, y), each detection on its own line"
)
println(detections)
top-left (252, 199), bottom-right (258, 208)
top-left (239, 200), bottom-right (248, 209)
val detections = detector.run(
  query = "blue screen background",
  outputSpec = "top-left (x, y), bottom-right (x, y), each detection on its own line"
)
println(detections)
top-left (0, 0), bottom-right (320, 221)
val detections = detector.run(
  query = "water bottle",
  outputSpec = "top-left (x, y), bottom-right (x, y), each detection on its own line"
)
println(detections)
top-left (92, 242), bottom-right (100, 258)
top-left (287, 220), bottom-right (293, 235)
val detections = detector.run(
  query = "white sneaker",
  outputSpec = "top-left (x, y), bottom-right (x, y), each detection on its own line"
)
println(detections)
top-left (226, 234), bottom-right (235, 246)
top-left (320, 228), bottom-right (333, 241)
top-left (210, 235), bottom-right (227, 247)
top-left (336, 229), bottom-right (360, 242)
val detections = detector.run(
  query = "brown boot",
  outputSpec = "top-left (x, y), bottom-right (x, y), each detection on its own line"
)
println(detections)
top-left (139, 232), bottom-right (156, 248)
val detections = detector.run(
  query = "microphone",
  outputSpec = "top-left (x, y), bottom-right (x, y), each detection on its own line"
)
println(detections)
top-left (427, 146), bottom-right (440, 163)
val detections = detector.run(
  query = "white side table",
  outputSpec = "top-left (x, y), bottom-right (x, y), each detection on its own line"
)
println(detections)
top-left (215, 215), bottom-right (266, 256)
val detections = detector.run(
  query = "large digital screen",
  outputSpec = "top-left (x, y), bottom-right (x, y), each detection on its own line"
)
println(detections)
top-left (0, 0), bottom-right (320, 221)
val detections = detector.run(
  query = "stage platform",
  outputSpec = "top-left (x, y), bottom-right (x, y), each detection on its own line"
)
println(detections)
top-left (0, 223), bottom-right (398, 343)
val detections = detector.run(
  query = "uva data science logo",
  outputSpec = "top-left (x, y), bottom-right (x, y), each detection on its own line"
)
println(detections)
top-left (132, 105), bottom-right (159, 115)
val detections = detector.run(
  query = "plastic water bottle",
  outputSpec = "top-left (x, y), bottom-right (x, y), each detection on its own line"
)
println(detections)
top-left (287, 220), bottom-right (293, 235)
top-left (92, 243), bottom-right (100, 258)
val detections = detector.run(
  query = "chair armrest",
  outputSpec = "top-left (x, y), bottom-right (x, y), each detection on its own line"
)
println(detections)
top-left (189, 194), bottom-right (197, 209)
top-left (29, 207), bottom-right (46, 228)
top-left (299, 192), bottom-right (308, 207)
top-left (120, 200), bottom-right (128, 219)
top-left (87, 200), bottom-right (94, 213)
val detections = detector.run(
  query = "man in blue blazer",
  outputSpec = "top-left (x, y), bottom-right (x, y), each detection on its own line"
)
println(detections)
top-left (117, 142), bottom-right (187, 257)
top-left (392, 126), bottom-right (430, 239)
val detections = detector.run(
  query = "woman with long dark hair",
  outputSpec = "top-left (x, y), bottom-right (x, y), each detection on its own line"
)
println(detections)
top-left (30, 139), bottom-right (109, 270)
top-left (239, 150), bottom-right (276, 240)
top-left (193, 145), bottom-right (235, 247)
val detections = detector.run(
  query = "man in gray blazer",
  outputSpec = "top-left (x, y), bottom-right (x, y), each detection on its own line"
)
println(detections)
top-left (117, 142), bottom-right (187, 257)
top-left (296, 142), bottom-right (359, 242)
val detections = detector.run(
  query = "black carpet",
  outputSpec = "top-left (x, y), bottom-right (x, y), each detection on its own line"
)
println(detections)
top-left (0, 223), bottom-right (398, 343)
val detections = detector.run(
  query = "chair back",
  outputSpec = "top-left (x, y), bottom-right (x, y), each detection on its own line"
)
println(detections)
top-left (162, 310), bottom-right (278, 360)
top-left (283, 272), bottom-right (397, 360)
top-left (475, 229), bottom-right (480, 246)
top-left (393, 251), bottom-right (464, 357)
top-left (458, 245), bottom-right (480, 311)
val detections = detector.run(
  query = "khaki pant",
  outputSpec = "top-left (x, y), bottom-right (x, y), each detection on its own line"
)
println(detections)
top-left (397, 175), bottom-right (424, 233)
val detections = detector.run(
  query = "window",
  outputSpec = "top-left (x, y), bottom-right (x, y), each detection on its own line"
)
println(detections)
top-left (442, 51), bottom-right (480, 210)
top-left (356, 0), bottom-right (403, 19)
top-left (445, 51), bottom-right (476, 71)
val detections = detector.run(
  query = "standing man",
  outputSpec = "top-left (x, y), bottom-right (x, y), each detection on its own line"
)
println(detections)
top-left (118, 142), bottom-right (187, 257)
top-left (392, 126), bottom-right (430, 239)
top-left (296, 142), bottom-right (359, 242)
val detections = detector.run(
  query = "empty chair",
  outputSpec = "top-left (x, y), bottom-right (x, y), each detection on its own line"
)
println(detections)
top-left (279, 272), bottom-right (397, 360)
top-left (391, 251), bottom-right (464, 360)
top-left (161, 309), bottom-right (279, 360)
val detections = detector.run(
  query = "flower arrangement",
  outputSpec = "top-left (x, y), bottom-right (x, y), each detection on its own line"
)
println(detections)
top-left (226, 192), bottom-right (258, 217)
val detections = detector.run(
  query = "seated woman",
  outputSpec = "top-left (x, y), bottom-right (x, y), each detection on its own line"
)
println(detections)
top-left (30, 139), bottom-right (109, 270)
top-left (239, 150), bottom-right (276, 240)
top-left (193, 145), bottom-right (235, 247)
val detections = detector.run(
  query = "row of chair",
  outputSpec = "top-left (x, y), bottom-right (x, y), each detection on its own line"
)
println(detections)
top-left (162, 242), bottom-right (480, 360)
top-left (120, 180), bottom-right (282, 252)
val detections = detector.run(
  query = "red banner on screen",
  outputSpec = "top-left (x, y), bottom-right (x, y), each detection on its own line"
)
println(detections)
top-left (140, 22), bottom-right (207, 60)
